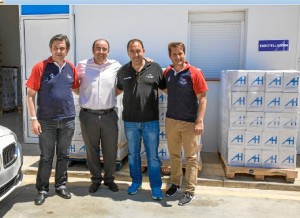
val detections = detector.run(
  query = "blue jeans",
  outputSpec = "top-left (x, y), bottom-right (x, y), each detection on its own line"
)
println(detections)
top-left (36, 118), bottom-right (75, 192)
top-left (124, 121), bottom-right (162, 189)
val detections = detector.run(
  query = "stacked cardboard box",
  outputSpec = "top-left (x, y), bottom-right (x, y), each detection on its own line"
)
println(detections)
top-left (0, 67), bottom-right (22, 110)
top-left (219, 70), bottom-right (299, 169)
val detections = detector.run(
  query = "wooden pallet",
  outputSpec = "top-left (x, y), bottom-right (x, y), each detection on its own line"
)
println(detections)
top-left (17, 106), bottom-right (23, 112)
top-left (0, 107), bottom-right (18, 115)
top-left (221, 156), bottom-right (298, 183)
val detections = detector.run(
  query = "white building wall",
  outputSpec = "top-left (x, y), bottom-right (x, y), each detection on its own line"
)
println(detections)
top-left (74, 5), bottom-right (188, 67)
top-left (245, 6), bottom-right (299, 70)
top-left (73, 5), bottom-right (300, 153)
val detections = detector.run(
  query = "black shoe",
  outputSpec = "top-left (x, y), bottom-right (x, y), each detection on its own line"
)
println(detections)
top-left (34, 193), bottom-right (47, 205)
top-left (55, 188), bottom-right (71, 199)
top-left (89, 183), bottom-right (100, 193)
top-left (104, 182), bottom-right (119, 192)
top-left (166, 184), bottom-right (180, 197)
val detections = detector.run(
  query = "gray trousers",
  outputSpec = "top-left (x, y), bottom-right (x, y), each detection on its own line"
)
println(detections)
top-left (79, 109), bottom-right (119, 184)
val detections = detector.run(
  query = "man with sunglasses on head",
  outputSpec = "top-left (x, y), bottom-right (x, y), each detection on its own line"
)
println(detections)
top-left (116, 39), bottom-right (166, 201)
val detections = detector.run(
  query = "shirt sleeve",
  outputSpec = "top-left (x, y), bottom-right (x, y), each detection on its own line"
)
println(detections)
top-left (190, 67), bottom-right (209, 94)
top-left (116, 69), bottom-right (124, 90)
top-left (158, 67), bottom-right (166, 90)
top-left (72, 65), bottom-right (80, 89)
top-left (25, 62), bottom-right (44, 91)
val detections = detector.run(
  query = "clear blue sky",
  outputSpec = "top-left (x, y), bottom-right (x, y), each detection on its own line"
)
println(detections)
top-left (4, 0), bottom-right (300, 5)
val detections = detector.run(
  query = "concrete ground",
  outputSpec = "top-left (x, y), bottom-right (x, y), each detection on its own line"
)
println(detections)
top-left (1, 174), bottom-right (300, 218)
top-left (1, 111), bottom-right (300, 192)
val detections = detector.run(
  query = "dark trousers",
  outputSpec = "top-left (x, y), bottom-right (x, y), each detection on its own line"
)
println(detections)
top-left (79, 109), bottom-right (119, 184)
top-left (36, 118), bottom-right (75, 192)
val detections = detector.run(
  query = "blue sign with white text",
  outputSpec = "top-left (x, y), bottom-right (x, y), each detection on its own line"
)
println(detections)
top-left (259, 40), bottom-right (289, 52)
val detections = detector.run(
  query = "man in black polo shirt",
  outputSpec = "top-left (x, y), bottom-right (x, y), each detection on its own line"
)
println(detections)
top-left (117, 39), bottom-right (166, 200)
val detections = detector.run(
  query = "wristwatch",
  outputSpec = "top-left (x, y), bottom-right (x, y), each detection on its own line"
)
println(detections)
top-left (30, 116), bottom-right (37, 121)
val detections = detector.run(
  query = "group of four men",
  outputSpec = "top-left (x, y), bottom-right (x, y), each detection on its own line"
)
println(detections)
top-left (26, 34), bottom-right (208, 207)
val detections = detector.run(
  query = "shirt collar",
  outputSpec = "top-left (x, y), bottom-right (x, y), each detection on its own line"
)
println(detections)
top-left (170, 61), bottom-right (190, 73)
top-left (88, 58), bottom-right (116, 65)
top-left (47, 56), bottom-right (66, 65)
top-left (127, 58), bottom-right (150, 71)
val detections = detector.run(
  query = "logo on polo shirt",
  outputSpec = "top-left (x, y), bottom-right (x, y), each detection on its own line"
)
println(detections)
top-left (124, 77), bottom-right (131, 80)
top-left (178, 76), bottom-right (187, 86)
top-left (67, 73), bottom-right (72, 79)
top-left (146, 74), bottom-right (154, 79)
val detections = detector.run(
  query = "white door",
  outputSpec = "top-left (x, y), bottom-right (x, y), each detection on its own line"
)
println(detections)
top-left (188, 12), bottom-right (245, 152)
top-left (20, 15), bottom-right (74, 143)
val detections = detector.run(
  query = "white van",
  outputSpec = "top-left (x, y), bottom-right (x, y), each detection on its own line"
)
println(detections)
top-left (0, 125), bottom-right (23, 201)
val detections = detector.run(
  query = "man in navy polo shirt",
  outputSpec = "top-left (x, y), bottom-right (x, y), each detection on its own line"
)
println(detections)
top-left (26, 34), bottom-right (79, 205)
top-left (164, 42), bottom-right (208, 206)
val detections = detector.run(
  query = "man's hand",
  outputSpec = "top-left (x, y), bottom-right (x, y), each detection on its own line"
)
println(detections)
top-left (31, 120), bottom-right (42, 135)
top-left (194, 120), bottom-right (204, 135)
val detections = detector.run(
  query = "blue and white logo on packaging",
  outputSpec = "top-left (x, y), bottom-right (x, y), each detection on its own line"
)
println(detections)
top-left (266, 117), bottom-right (280, 129)
top-left (282, 136), bottom-right (295, 146)
top-left (269, 76), bottom-right (282, 86)
top-left (233, 96), bottom-right (246, 106)
top-left (231, 134), bottom-right (244, 144)
top-left (232, 115), bottom-right (246, 126)
top-left (250, 97), bottom-right (263, 106)
top-left (231, 152), bottom-right (244, 162)
top-left (247, 96), bottom-right (265, 111)
top-left (68, 144), bottom-right (76, 153)
top-left (233, 75), bottom-right (247, 86)
top-left (251, 76), bottom-right (264, 87)
top-left (281, 155), bottom-right (295, 164)
top-left (285, 97), bottom-right (298, 109)
top-left (283, 117), bottom-right (297, 129)
top-left (265, 135), bottom-right (278, 145)
top-left (284, 75), bottom-right (299, 91)
top-left (158, 148), bottom-right (168, 158)
top-left (266, 72), bottom-right (283, 92)
top-left (267, 97), bottom-right (281, 107)
top-left (247, 154), bottom-right (260, 163)
top-left (286, 77), bottom-right (299, 87)
top-left (248, 135), bottom-right (261, 144)
top-left (264, 154), bottom-right (277, 164)
top-left (159, 93), bottom-right (168, 104)
top-left (249, 116), bottom-right (263, 126)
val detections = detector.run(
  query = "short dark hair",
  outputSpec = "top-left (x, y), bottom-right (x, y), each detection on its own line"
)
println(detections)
top-left (168, 42), bottom-right (185, 55)
top-left (92, 39), bottom-right (110, 51)
top-left (49, 34), bottom-right (70, 50)
top-left (127, 39), bottom-right (144, 50)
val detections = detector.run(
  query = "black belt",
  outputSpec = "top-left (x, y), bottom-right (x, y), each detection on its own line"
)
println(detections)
top-left (81, 107), bottom-right (114, 115)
